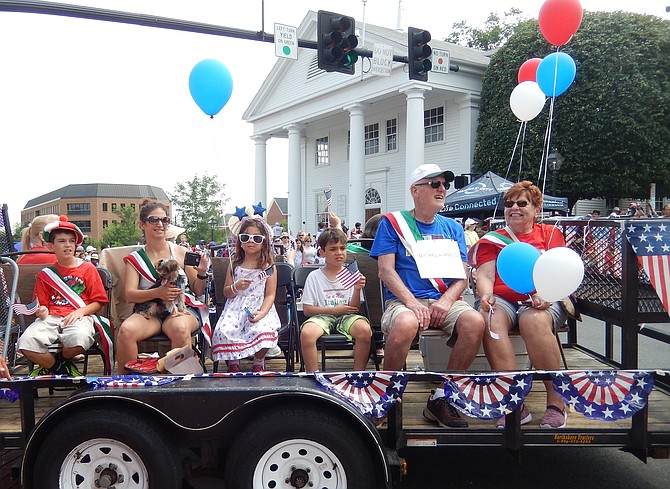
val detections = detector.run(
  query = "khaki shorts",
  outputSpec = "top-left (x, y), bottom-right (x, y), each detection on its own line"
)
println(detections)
top-left (17, 315), bottom-right (95, 354)
top-left (381, 299), bottom-right (475, 345)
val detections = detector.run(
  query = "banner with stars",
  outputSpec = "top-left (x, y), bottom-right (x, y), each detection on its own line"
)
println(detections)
top-left (624, 220), bottom-right (670, 313)
top-left (314, 371), bottom-right (409, 419)
top-left (550, 370), bottom-right (654, 420)
top-left (442, 372), bottom-right (534, 419)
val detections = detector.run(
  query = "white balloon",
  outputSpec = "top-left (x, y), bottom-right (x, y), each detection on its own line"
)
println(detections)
top-left (509, 81), bottom-right (547, 122)
top-left (532, 247), bottom-right (584, 302)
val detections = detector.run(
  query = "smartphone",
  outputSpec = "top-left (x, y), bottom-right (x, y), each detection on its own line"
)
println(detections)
top-left (184, 251), bottom-right (201, 267)
top-left (243, 307), bottom-right (255, 319)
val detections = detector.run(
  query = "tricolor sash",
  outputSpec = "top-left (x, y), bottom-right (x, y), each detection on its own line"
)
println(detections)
top-left (467, 228), bottom-right (515, 266)
top-left (385, 210), bottom-right (448, 293)
top-left (39, 267), bottom-right (114, 374)
top-left (124, 249), bottom-right (212, 346)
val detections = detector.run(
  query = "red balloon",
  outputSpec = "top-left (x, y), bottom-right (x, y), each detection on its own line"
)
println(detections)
top-left (518, 58), bottom-right (542, 83)
top-left (538, 0), bottom-right (583, 46)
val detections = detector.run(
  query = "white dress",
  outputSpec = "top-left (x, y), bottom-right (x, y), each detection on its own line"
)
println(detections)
top-left (211, 266), bottom-right (280, 361)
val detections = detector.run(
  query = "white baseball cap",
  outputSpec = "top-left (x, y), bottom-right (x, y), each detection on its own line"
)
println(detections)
top-left (465, 218), bottom-right (478, 226)
top-left (409, 164), bottom-right (455, 186)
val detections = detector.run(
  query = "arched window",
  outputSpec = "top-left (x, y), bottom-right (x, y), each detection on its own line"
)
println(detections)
top-left (365, 188), bottom-right (381, 205)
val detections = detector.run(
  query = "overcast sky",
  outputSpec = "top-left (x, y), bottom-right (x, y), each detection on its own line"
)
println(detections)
top-left (0, 0), bottom-right (667, 226)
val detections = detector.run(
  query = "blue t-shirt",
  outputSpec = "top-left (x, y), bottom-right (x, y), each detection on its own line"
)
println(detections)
top-left (370, 213), bottom-right (467, 301)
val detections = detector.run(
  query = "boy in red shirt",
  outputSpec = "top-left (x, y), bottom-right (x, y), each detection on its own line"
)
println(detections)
top-left (17, 216), bottom-right (108, 377)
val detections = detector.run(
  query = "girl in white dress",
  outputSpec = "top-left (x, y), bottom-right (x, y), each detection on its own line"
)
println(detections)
top-left (212, 217), bottom-right (280, 372)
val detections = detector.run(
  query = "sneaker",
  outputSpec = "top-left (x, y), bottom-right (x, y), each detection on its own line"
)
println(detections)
top-left (29, 365), bottom-right (53, 377)
top-left (266, 346), bottom-right (283, 358)
top-left (539, 405), bottom-right (567, 429)
top-left (56, 360), bottom-right (82, 377)
top-left (495, 403), bottom-right (532, 429)
top-left (252, 364), bottom-right (265, 373)
top-left (228, 363), bottom-right (241, 373)
top-left (423, 391), bottom-right (468, 428)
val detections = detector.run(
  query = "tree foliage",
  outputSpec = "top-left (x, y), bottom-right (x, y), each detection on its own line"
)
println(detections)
top-left (473, 12), bottom-right (670, 208)
top-left (101, 205), bottom-right (142, 247)
top-left (445, 9), bottom-right (526, 51)
top-left (169, 173), bottom-right (228, 244)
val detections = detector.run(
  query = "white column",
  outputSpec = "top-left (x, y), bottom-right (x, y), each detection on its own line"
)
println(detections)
top-left (345, 103), bottom-right (366, 228)
top-left (401, 85), bottom-right (431, 208)
top-left (285, 123), bottom-right (305, 236)
top-left (252, 135), bottom-right (269, 206)
top-left (456, 94), bottom-right (480, 171)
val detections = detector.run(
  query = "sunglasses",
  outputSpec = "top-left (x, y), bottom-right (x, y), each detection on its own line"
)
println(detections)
top-left (504, 200), bottom-right (530, 208)
top-left (414, 180), bottom-right (450, 190)
top-left (145, 216), bottom-right (171, 225)
top-left (239, 234), bottom-right (265, 244)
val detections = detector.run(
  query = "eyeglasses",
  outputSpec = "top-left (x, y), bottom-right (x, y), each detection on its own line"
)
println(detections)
top-left (504, 200), bottom-right (530, 208)
top-left (414, 181), bottom-right (450, 190)
top-left (145, 216), bottom-right (171, 225)
top-left (239, 234), bottom-right (265, 244)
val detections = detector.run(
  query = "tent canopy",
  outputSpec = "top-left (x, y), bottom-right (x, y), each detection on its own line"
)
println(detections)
top-left (441, 171), bottom-right (569, 217)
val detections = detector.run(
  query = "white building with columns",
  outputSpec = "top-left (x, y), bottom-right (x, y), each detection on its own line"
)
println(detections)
top-left (243, 11), bottom-right (489, 235)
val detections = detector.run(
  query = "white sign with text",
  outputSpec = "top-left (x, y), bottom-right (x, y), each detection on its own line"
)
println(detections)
top-left (413, 239), bottom-right (465, 279)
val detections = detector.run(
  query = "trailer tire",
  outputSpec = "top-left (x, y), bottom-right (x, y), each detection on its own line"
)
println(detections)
top-left (32, 407), bottom-right (182, 489)
top-left (225, 406), bottom-right (374, 489)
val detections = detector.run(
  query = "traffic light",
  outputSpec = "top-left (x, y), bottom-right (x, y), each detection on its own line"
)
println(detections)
top-left (454, 175), bottom-right (469, 189)
top-left (317, 10), bottom-right (359, 75)
top-left (408, 27), bottom-right (432, 81)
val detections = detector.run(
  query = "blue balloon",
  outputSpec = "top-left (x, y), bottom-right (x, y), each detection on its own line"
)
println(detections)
top-left (536, 52), bottom-right (576, 97)
top-left (189, 59), bottom-right (233, 117)
top-left (496, 242), bottom-right (541, 294)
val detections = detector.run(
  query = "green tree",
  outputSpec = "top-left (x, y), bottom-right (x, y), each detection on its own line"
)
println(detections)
top-left (472, 12), bottom-right (670, 209)
top-left (445, 9), bottom-right (526, 51)
top-left (169, 173), bottom-right (228, 243)
top-left (101, 206), bottom-right (142, 247)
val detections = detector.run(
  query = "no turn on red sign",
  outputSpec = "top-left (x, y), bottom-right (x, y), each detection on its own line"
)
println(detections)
top-left (431, 48), bottom-right (450, 73)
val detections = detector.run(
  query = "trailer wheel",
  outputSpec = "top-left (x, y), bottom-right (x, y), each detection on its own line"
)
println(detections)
top-left (225, 407), bottom-right (374, 489)
top-left (33, 407), bottom-right (182, 489)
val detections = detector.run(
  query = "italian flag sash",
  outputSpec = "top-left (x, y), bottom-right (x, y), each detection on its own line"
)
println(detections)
top-left (385, 210), bottom-right (448, 293)
top-left (124, 249), bottom-right (212, 346)
top-left (466, 229), bottom-right (515, 266)
top-left (39, 266), bottom-right (114, 374)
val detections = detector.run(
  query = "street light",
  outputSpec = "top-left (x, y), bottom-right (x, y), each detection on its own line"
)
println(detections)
top-left (208, 217), bottom-right (217, 243)
top-left (547, 149), bottom-right (565, 196)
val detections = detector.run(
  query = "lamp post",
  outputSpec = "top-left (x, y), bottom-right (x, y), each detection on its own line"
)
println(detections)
top-left (208, 217), bottom-right (217, 243)
top-left (547, 149), bottom-right (565, 196)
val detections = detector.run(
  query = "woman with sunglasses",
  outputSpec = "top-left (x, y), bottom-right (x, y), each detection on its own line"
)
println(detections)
top-left (211, 217), bottom-right (280, 372)
top-left (301, 234), bottom-right (317, 265)
top-left (469, 181), bottom-right (568, 429)
top-left (116, 200), bottom-right (210, 373)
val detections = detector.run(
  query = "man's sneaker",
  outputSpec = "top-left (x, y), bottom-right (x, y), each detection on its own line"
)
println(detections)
top-left (29, 365), bottom-right (53, 377)
top-left (539, 405), bottom-right (567, 429)
top-left (423, 391), bottom-right (468, 428)
top-left (56, 360), bottom-right (82, 377)
top-left (495, 403), bottom-right (532, 429)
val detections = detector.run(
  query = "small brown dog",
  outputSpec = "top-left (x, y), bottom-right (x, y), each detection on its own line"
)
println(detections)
top-left (133, 259), bottom-right (188, 320)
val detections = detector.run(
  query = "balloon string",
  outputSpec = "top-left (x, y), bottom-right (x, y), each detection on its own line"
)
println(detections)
top-left (496, 122), bottom-right (526, 221)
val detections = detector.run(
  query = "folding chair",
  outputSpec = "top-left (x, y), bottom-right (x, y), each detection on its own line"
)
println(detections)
top-left (82, 267), bottom-right (114, 375)
top-left (0, 257), bottom-right (20, 373)
top-left (292, 264), bottom-right (380, 372)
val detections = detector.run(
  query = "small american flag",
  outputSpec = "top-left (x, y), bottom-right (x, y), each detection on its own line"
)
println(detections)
top-left (12, 298), bottom-right (39, 316)
top-left (336, 260), bottom-right (362, 289)
top-left (324, 184), bottom-right (332, 209)
top-left (258, 265), bottom-right (275, 281)
top-left (625, 221), bottom-right (670, 313)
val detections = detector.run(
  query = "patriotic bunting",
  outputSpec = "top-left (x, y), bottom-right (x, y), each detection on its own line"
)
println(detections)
top-left (550, 370), bottom-right (654, 420)
top-left (89, 375), bottom-right (180, 388)
top-left (315, 371), bottom-right (409, 419)
top-left (443, 372), bottom-right (534, 419)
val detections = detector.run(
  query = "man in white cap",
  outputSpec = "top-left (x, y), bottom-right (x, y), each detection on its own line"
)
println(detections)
top-left (370, 164), bottom-right (485, 428)
top-left (463, 218), bottom-right (480, 251)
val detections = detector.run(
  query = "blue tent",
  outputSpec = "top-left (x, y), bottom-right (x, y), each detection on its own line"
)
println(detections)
top-left (440, 171), bottom-right (569, 217)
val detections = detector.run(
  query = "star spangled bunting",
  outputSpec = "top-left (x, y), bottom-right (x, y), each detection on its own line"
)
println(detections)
top-left (315, 371), bottom-right (409, 419)
top-left (1, 388), bottom-right (19, 403)
top-left (336, 260), bottom-right (362, 289)
top-left (12, 298), bottom-right (39, 316)
top-left (550, 370), bottom-right (654, 420)
top-left (443, 372), bottom-right (534, 419)
top-left (89, 375), bottom-right (180, 388)
top-left (324, 184), bottom-right (332, 208)
top-left (257, 265), bottom-right (275, 281)
top-left (624, 221), bottom-right (670, 313)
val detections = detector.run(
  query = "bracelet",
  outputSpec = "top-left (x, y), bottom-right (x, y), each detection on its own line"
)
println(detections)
top-left (196, 273), bottom-right (208, 280)
top-left (231, 282), bottom-right (238, 294)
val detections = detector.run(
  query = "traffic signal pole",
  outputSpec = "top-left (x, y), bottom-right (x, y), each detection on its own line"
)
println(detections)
top-left (0, 1), bottom-right (458, 71)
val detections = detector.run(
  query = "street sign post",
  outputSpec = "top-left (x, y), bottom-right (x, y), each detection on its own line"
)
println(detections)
top-left (274, 23), bottom-right (298, 59)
